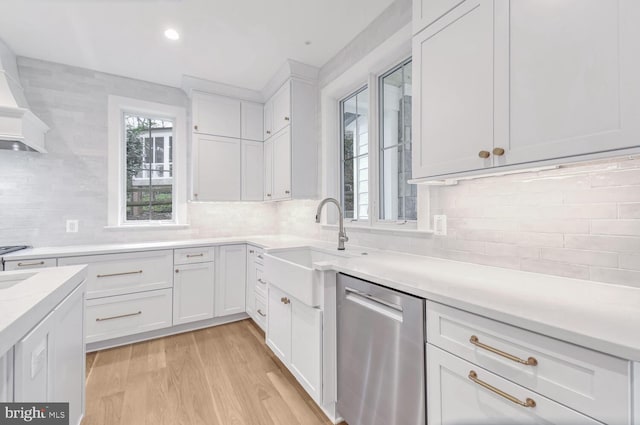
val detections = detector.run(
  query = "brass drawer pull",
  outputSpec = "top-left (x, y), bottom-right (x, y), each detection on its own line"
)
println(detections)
top-left (281, 297), bottom-right (290, 305)
top-left (284, 116), bottom-right (290, 121)
top-left (257, 278), bottom-right (266, 284)
top-left (470, 335), bottom-right (538, 366)
top-left (257, 309), bottom-right (267, 318)
top-left (493, 147), bottom-right (505, 156)
top-left (478, 150), bottom-right (491, 159)
top-left (469, 370), bottom-right (536, 408)
top-left (97, 270), bottom-right (143, 278)
top-left (96, 311), bottom-right (142, 322)
top-left (257, 254), bottom-right (264, 260)
top-left (186, 253), bottom-right (204, 258)
top-left (17, 261), bottom-right (45, 267)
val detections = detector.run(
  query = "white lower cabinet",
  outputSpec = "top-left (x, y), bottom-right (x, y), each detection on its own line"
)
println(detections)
top-left (427, 344), bottom-right (603, 425)
top-left (0, 348), bottom-right (12, 402)
top-left (215, 245), bottom-right (247, 317)
top-left (85, 289), bottom-right (173, 343)
top-left (254, 292), bottom-right (267, 331)
top-left (14, 283), bottom-right (85, 425)
top-left (267, 284), bottom-right (322, 403)
top-left (173, 262), bottom-right (215, 325)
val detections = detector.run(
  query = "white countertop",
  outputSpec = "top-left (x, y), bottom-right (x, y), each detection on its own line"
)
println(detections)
top-left (0, 265), bottom-right (87, 355)
top-left (2, 235), bottom-right (639, 361)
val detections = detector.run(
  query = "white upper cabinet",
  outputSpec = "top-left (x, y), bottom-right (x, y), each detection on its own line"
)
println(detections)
top-left (272, 82), bottom-right (291, 135)
top-left (272, 127), bottom-right (291, 200)
top-left (241, 140), bottom-right (264, 201)
top-left (241, 101), bottom-right (264, 142)
top-left (193, 134), bottom-right (241, 201)
top-left (497, 0), bottom-right (640, 167)
top-left (412, 0), bottom-right (494, 178)
top-left (412, 0), bottom-right (640, 180)
top-left (192, 92), bottom-right (241, 138)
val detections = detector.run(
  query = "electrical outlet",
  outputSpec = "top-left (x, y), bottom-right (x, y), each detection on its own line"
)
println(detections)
top-left (433, 215), bottom-right (447, 236)
top-left (66, 219), bottom-right (79, 233)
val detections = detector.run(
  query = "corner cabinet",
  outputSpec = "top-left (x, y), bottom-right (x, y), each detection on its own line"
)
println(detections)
top-left (412, 0), bottom-right (640, 180)
top-left (263, 79), bottom-right (318, 201)
top-left (215, 245), bottom-right (247, 317)
top-left (193, 134), bottom-right (241, 201)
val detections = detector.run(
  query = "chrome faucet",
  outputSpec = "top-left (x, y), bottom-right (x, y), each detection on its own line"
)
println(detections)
top-left (315, 198), bottom-right (349, 250)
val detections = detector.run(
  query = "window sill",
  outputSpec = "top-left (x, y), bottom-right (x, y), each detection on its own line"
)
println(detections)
top-left (321, 223), bottom-right (433, 237)
top-left (104, 224), bottom-right (190, 231)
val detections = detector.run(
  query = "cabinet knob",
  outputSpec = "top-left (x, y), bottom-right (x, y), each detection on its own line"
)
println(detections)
top-left (285, 190), bottom-right (290, 195)
top-left (175, 269), bottom-right (179, 273)
top-left (266, 130), bottom-right (271, 135)
top-left (249, 249), bottom-right (254, 254)
top-left (194, 193), bottom-right (198, 199)
top-left (284, 116), bottom-right (290, 121)
top-left (194, 125), bottom-right (198, 131)
top-left (280, 297), bottom-right (286, 303)
top-left (267, 193), bottom-right (272, 197)
top-left (493, 147), bottom-right (505, 156)
top-left (478, 150), bottom-right (491, 159)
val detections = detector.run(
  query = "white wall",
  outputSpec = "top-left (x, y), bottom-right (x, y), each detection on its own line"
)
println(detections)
top-left (0, 57), bottom-right (277, 247)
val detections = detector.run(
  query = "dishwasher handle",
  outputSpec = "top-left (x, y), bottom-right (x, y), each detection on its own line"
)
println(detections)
top-left (345, 287), bottom-right (404, 322)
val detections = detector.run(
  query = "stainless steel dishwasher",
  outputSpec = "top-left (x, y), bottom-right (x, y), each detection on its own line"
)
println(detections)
top-left (337, 273), bottom-right (426, 425)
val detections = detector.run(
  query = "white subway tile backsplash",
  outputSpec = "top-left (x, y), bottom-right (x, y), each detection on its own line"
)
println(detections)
top-left (589, 267), bottom-right (640, 288)
top-left (618, 203), bottom-right (640, 219)
top-left (565, 234), bottom-right (640, 253)
top-left (540, 248), bottom-right (618, 268)
top-left (619, 253), bottom-right (640, 271)
top-left (591, 220), bottom-right (640, 236)
top-left (520, 258), bottom-right (590, 280)
top-left (591, 168), bottom-right (640, 187)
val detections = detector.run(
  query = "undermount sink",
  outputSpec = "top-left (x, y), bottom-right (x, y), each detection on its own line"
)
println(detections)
top-left (0, 272), bottom-right (36, 290)
top-left (263, 246), bottom-right (357, 306)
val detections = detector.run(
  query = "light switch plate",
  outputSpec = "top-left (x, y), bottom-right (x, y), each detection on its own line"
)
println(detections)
top-left (433, 215), bottom-right (447, 236)
top-left (66, 219), bottom-right (79, 233)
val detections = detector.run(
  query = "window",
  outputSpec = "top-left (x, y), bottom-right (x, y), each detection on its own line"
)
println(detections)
top-left (379, 59), bottom-right (415, 221)
top-left (107, 96), bottom-right (187, 227)
top-left (124, 114), bottom-right (174, 221)
top-left (340, 87), bottom-right (369, 221)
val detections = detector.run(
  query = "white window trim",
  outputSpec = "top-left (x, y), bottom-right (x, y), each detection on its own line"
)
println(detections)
top-left (107, 95), bottom-right (188, 228)
top-left (321, 22), bottom-right (433, 232)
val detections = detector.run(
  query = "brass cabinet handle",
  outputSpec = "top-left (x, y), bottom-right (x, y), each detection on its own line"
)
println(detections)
top-left (470, 335), bottom-right (538, 366)
top-left (284, 116), bottom-right (290, 121)
top-left (249, 250), bottom-right (255, 254)
top-left (175, 269), bottom-right (180, 273)
top-left (266, 130), bottom-right (271, 135)
top-left (281, 297), bottom-right (290, 305)
top-left (257, 278), bottom-right (266, 284)
top-left (96, 311), bottom-right (142, 322)
top-left (257, 254), bottom-right (264, 259)
top-left (493, 147), bottom-right (505, 156)
top-left (478, 150), bottom-right (491, 159)
top-left (266, 193), bottom-right (272, 197)
top-left (285, 190), bottom-right (290, 195)
top-left (194, 125), bottom-right (198, 131)
top-left (97, 270), bottom-right (143, 278)
top-left (17, 261), bottom-right (45, 267)
top-left (257, 309), bottom-right (267, 318)
top-left (469, 370), bottom-right (536, 408)
top-left (186, 253), bottom-right (204, 258)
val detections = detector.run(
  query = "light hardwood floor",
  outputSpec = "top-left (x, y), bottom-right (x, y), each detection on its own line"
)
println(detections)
top-left (83, 319), bottom-right (338, 425)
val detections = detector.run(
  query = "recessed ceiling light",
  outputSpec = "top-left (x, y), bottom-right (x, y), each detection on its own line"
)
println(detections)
top-left (164, 28), bottom-right (180, 41)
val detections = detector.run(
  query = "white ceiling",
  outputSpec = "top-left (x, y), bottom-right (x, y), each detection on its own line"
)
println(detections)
top-left (0, 0), bottom-right (395, 91)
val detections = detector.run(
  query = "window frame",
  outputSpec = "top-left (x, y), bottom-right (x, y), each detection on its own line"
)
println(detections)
top-left (336, 56), bottom-right (417, 230)
top-left (378, 58), bottom-right (415, 224)
top-left (107, 95), bottom-right (188, 228)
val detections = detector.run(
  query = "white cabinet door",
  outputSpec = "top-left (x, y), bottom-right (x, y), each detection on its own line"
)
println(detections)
top-left (272, 82), bottom-right (291, 135)
top-left (174, 262), bottom-right (215, 325)
top-left (413, 0), bottom-right (473, 35)
top-left (0, 348), bottom-right (13, 402)
top-left (52, 284), bottom-right (85, 425)
top-left (264, 99), bottom-right (274, 140)
top-left (241, 101), bottom-right (264, 142)
top-left (412, 0), bottom-right (494, 179)
top-left (192, 92), bottom-right (241, 138)
top-left (245, 248), bottom-right (258, 316)
top-left (427, 344), bottom-right (603, 425)
top-left (241, 140), bottom-right (264, 201)
top-left (497, 0), bottom-right (640, 167)
top-left (266, 285), bottom-right (291, 364)
top-left (263, 138), bottom-right (274, 200)
top-left (290, 301), bottom-right (322, 403)
top-left (14, 311), bottom-right (54, 402)
top-left (193, 134), bottom-right (241, 201)
top-left (272, 127), bottom-right (291, 200)
top-left (215, 245), bottom-right (247, 317)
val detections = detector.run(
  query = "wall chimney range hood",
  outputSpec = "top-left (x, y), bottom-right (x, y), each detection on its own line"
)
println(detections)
top-left (0, 38), bottom-right (48, 152)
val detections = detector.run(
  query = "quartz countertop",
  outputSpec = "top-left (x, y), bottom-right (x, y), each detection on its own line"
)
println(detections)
top-left (3, 235), bottom-right (638, 361)
top-left (0, 265), bottom-right (87, 355)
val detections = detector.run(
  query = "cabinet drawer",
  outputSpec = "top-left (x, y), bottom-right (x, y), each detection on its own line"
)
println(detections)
top-left (253, 248), bottom-right (265, 265)
top-left (59, 250), bottom-right (173, 299)
top-left (4, 258), bottom-right (57, 271)
top-left (85, 289), bottom-right (172, 343)
top-left (255, 267), bottom-right (267, 298)
top-left (254, 292), bottom-right (266, 331)
top-left (427, 344), bottom-right (604, 425)
top-left (426, 301), bottom-right (630, 424)
top-left (174, 246), bottom-right (215, 265)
